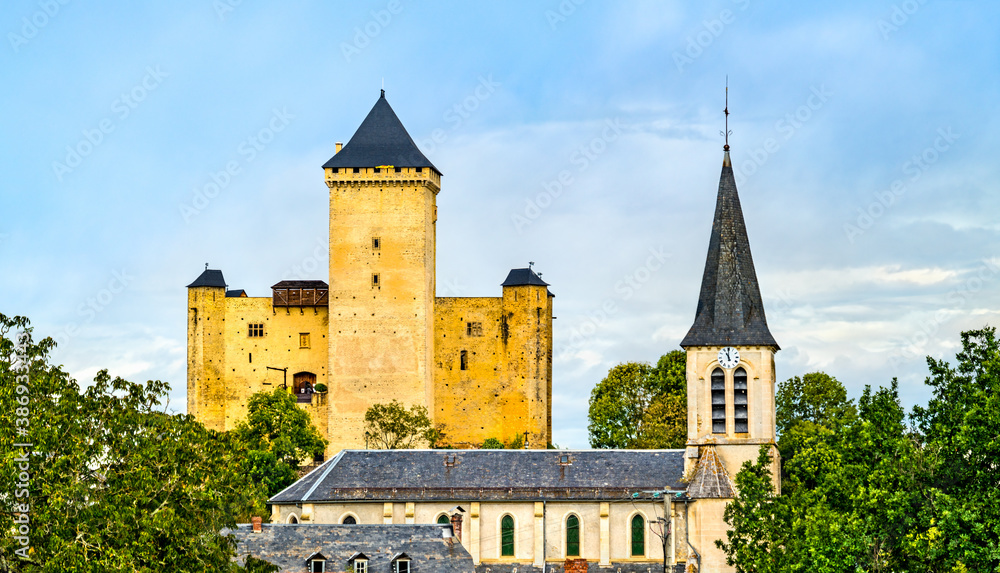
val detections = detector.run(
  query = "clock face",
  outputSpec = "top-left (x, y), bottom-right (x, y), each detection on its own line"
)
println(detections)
top-left (718, 347), bottom-right (740, 369)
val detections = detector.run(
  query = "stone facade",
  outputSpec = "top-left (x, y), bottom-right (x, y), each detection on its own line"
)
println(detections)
top-left (187, 93), bottom-right (552, 453)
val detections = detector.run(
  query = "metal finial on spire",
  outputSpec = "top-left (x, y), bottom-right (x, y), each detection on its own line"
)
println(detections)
top-left (205, 262), bottom-right (209, 270)
top-left (720, 76), bottom-right (732, 151)
top-left (528, 261), bottom-right (535, 269)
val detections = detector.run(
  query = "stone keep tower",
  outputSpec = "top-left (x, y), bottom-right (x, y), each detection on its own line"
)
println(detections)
top-left (679, 146), bottom-right (780, 572)
top-left (322, 90), bottom-right (441, 450)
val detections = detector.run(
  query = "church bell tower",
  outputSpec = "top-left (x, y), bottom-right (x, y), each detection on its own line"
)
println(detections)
top-left (679, 109), bottom-right (781, 489)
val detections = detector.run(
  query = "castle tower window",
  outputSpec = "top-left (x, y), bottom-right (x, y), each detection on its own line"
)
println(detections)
top-left (460, 350), bottom-right (468, 371)
top-left (299, 333), bottom-right (310, 348)
top-left (734, 367), bottom-right (748, 433)
top-left (372, 273), bottom-right (380, 288)
top-left (631, 514), bottom-right (645, 556)
top-left (501, 514), bottom-right (515, 556)
top-left (566, 514), bottom-right (580, 556)
top-left (372, 237), bottom-right (381, 250)
top-left (293, 372), bottom-right (316, 403)
top-left (711, 368), bottom-right (726, 434)
top-left (248, 324), bottom-right (264, 337)
top-left (466, 321), bottom-right (483, 336)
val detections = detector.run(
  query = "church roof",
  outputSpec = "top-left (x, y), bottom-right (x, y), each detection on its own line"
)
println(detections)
top-left (322, 91), bottom-right (440, 175)
top-left (501, 267), bottom-right (549, 287)
top-left (186, 268), bottom-right (226, 288)
top-left (680, 150), bottom-right (778, 349)
top-left (270, 449), bottom-right (686, 504)
top-left (227, 524), bottom-right (473, 573)
top-left (685, 445), bottom-right (736, 499)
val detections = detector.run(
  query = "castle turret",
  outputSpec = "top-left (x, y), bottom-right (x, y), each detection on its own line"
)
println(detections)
top-left (500, 268), bottom-right (553, 448)
top-left (187, 267), bottom-right (228, 429)
top-left (322, 91), bottom-right (441, 450)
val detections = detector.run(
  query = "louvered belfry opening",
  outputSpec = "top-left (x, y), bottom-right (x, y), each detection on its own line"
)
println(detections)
top-left (734, 367), bottom-right (749, 433)
top-left (711, 368), bottom-right (726, 434)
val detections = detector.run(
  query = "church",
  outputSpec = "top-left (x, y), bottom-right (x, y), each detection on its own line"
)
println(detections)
top-left (236, 92), bottom-right (782, 573)
top-left (186, 91), bottom-right (554, 452)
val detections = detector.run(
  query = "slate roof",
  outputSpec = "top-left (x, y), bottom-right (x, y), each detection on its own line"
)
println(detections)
top-left (501, 268), bottom-right (549, 287)
top-left (685, 445), bottom-right (735, 499)
top-left (226, 289), bottom-right (247, 297)
top-left (228, 524), bottom-right (473, 573)
top-left (323, 91), bottom-right (440, 175)
top-left (270, 449), bottom-right (686, 504)
top-left (187, 268), bottom-right (226, 288)
top-left (680, 150), bottom-right (779, 349)
top-left (271, 280), bottom-right (330, 289)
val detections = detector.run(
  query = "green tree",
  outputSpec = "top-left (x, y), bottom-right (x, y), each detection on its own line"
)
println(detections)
top-left (480, 437), bottom-right (504, 449)
top-left (232, 389), bottom-right (328, 496)
top-left (0, 314), bottom-right (272, 572)
top-left (588, 351), bottom-right (686, 449)
top-left (775, 371), bottom-right (857, 437)
top-left (364, 400), bottom-right (441, 449)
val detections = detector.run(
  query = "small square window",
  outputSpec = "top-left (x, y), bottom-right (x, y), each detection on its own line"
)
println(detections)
top-left (248, 324), bottom-right (264, 337)
top-left (466, 322), bottom-right (483, 336)
top-left (299, 333), bottom-right (310, 348)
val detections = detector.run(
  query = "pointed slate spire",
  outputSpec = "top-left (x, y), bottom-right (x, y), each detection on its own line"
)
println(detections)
top-left (322, 91), bottom-right (440, 175)
top-left (680, 150), bottom-right (778, 349)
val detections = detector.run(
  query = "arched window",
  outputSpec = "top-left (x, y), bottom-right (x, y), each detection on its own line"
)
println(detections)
top-left (437, 514), bottom-right (450, 524)
top-left (342, 515), bottom-right (357, 525)
top-left (501, 515), bottom-right (515, 556)
top-left (734, 368), bottom-right (748, 433)
top-left (566, 514), bottom-right (580, 557)
top-left (630, 514), bottom-right (645, 556)
top-left (711, 368), bottom-right (726, 433)
top-left (287, 514), bottom-right (299, 524)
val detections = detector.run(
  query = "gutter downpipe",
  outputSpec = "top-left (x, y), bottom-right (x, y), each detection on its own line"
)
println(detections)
top-left (682, 495), bottom-right (700, 572)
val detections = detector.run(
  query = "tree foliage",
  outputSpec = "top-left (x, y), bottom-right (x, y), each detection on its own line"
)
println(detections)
top-left (587, 350), bottom-right (686, 449)
top-left (232, 389), bottom-right (328, 496)
top-left (720, 328), bottom-right (1000, 573)
top-left (363, 400), bottom-right (441, 449)
top-left (0, 313), bottom-right (271, 572)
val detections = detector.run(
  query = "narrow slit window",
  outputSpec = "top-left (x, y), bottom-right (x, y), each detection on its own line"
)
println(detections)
top-left (460, 350), bottom-right (468, 371)
top-left (372, 237), bottom-right (381, 250)
top-left (711, 368), bottom-right (726, 434)
top-left (372, 273), bottom-right (380, 288)
top-left (734, 367), bottom-right (748, 433)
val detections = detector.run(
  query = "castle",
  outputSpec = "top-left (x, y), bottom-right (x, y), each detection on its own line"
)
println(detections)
top-left (186, 91), bottom-right (553, 453)
top-left (263, 134), bottom-right (781, 573)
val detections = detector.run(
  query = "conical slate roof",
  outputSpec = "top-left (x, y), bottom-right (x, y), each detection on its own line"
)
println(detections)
top-left (680, 151), bottom-right (778, 349)
top-left (322, 91), bottom-right (440, 175)
top-left (686, 445), bottom-right (736, 499)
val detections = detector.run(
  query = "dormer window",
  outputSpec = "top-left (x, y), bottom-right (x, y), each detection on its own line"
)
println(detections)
top-left (306, 553), bottom-right (328, 573)
top-left (391, 553), bottom-right (411, 573)
top-left (348, 552), bottom-right (369, 573)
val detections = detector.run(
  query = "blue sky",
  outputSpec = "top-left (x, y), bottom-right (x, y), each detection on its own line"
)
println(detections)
top-left (2, 0), bottom-right (998, 448)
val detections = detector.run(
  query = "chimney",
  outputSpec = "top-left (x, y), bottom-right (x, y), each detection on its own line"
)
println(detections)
top-left (252, 516), bottom-right (262, 533)
top-left (335, 142), bottom-right (343, 154)
top-left (449, 513), bottom-right (463, 542)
